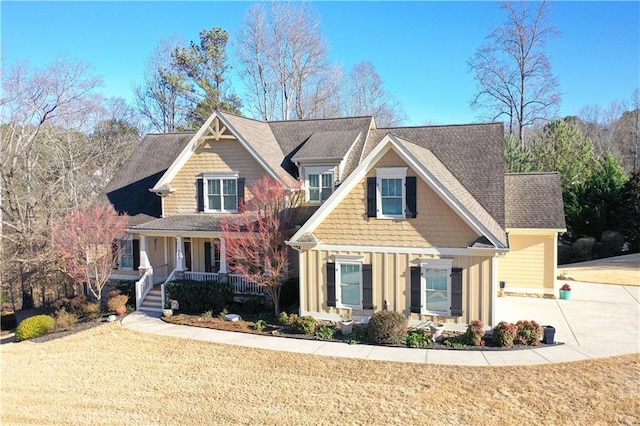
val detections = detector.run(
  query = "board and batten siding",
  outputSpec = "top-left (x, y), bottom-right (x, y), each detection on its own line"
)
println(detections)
top-left (301, 248), bottom-right (495, 325)
top-left (498, 231), bottom-right (558, 294)
top-left (163, 138), bottom-right (270, 216)
top-left (313, 149), bottom-right (479, 248)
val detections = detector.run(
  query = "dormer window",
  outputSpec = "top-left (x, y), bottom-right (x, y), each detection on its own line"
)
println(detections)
top-left (305, 166), bottom-right (334, 203)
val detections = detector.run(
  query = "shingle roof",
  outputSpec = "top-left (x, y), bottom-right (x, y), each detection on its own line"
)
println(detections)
top-left (397, 137), bottom-right (508, 247)
top-left (366, 123), bottom-right (506, 226)
top-left (505, 173), bottom-right (566, 229)
top-left (291, 129), bottom-right (361, 162)
top-left (219, 112), bottom-right (297, 187)
top-left (132, 214), bottom-right (235, 232)
top-left (102, 132), bottom-right (194, 222)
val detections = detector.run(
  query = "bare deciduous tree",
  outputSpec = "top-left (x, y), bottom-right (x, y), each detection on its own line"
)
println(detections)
top-left (469, 1), bottom-right (560, 144)
top-left (345, 61), bottom-right (405, 127)
top-left (133, 37), bottom-right (190, 132)
top-left (52, 202), bottom-right (128, 303)
top-left (222, 176), bottom-right (302, 315)
top-left (237, 2), bottom-right (328, 120)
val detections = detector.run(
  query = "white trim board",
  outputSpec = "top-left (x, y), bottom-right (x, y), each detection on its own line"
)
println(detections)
top-left (316, 244), bottom-right (507, 257)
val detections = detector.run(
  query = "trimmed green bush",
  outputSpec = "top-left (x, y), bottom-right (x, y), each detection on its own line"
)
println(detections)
top-left (15, 315), bottom-right (55, 341)
top-left (290, 315), bottom-right (317, 335)
top-left (166, 280), bottom-right (233, 314)
top-left (368, 310), bottom-right (407, 345)
top-left (405, 329), bottom-right (431, 348)
top-left (116, 280), bottom-right (137, 307)
top-left (1, 311), bottom-right (17, 330)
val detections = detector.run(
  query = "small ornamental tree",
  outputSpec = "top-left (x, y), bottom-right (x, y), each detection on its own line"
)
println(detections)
top-left (52, 202), bottom-right (129, 303)
top-left (222, 175), bottom-right (302, 315)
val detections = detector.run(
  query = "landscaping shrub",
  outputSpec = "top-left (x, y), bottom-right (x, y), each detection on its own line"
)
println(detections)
top-left (492, 321), bottom-right (518, 348)
top-left (166, 280), bottom-right (232, 314)
top-left (254, 319), bottom-right (267, 332)
top-left (15, 315), bottom-right (55, 341)
top-left (1, 311), bottom-right (17, 330)
top-left (278, 311), bottom-right (290, 326)
top-left (289, 315), bottom-right (317, 335)
top-left (368, 311), bottom-right (407, 345)
top-left (107, 291), bottom-right (129, 312)
top-left (279, 278), bottom-right (299, 310)
top-left (51, 295), bottom-right (99, 318)
top-left (54, 308), bottom-right (78, 331)
top-left (515, 320), bottom-right (542, 346)
top-left (344, 327), bottom-right (368, 344)
top-left (241, 296), bottom-right (265, 314)
top-left (116, 280), bottom-right (136, 307)
top-left (463, 320), bottom-right (486, 346)
top-left (405, 329), bottom-right (431, 348)
top-left (315, 325), bottom-right (337, 340)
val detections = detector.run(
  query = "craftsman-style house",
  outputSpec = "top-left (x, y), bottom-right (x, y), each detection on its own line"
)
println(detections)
top-left (104, 110), bottom-right (565, 326)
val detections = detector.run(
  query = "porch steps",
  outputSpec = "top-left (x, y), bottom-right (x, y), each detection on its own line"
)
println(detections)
top-left (139, 287), bottom-right (163, 313)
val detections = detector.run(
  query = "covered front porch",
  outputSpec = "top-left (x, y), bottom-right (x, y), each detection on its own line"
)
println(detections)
top-left (131, 229), bottom-right (262, 312)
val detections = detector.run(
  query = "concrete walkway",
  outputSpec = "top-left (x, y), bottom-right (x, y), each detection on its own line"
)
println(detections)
top-left (122, 281), bottom-right (639, 366)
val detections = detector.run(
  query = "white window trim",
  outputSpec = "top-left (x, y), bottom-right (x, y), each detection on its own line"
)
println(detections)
top-left (305, 166), bottom-right (334, 204)
top-left (420, 259), bottom-right (453, 316)
top-left (335, 257), bottom-right (363, 310)
top-left (203, 172), bottom-right (239, 213)
top-left (376, 167), bottom-right (407, 219)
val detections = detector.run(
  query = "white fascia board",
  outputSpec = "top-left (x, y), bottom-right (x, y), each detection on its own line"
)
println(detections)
top-left (316, 244), bottom-right (507, 257)
top-left (151, 112), bottom-right (220, 191)
top-left (506, 228), bottom-right (567, 234)
top-left (289, 134), bottom-right (396, 242)
top-left (388, 135), bottom-right (506, 249)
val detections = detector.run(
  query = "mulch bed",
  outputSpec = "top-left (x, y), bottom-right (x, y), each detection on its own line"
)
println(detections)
top-left (162, 313), bottom-right (562, 351)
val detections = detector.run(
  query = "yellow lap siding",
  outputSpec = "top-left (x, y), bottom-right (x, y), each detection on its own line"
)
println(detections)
top-left (313, 150), bottom-right (479, 248)
top-left (499, 232), bottom-right (557, 292)
top-left (163, 139), bottom-right (270, 216)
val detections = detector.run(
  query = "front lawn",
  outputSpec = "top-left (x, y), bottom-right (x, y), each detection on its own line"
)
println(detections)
top-left (1, 324), bottom-right (638, 424)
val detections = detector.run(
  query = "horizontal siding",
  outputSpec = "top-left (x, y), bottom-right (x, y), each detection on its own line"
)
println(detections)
top-left (164, 138), bottom-right (270, 216)
top-left (313, 150), bottom-right (479, 248)
top-left (303, 248), bottom-right (494, 325)
top-left (499, 233), bottom-right (556, 290)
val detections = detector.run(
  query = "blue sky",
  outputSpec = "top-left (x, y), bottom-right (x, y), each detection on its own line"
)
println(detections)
top-left (2, 1), bottom-right (639, 126)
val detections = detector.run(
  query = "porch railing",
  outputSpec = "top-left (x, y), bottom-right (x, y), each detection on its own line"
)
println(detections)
top-left (135, 269), bottom-right (154, 310)
top-left (182, 271), bottom-right (264, 295)
top-left (153, 264), bottom-right (169, 283)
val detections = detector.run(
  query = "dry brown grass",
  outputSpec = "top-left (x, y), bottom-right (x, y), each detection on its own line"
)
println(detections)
top-left (2, 323), bottom-right (639, 425)
top-left (559, 254), bottom-right (640, 286)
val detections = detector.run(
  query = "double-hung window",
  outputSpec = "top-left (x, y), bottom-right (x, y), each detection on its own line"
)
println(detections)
top-left (204, 173), bottom-right (238, 212)
top-left (421, 259), bottom-right (453, 315)
top-left (338, 263), bottom-right (362, 308)
top-left (376, 168), bottom-right (407, 219)
top-left (305, 166), bottom-right (334, 203)
top-left (119, 239), bottom-right (133, 270)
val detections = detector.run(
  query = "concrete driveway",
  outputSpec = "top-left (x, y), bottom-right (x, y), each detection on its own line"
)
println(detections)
top-left (495, 281), bottom-right (640, 358)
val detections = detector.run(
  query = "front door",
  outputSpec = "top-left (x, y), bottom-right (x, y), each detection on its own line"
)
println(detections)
top-left (183, 241), bottom-right (192, 271)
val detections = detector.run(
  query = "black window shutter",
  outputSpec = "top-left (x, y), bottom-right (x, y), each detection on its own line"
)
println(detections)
top-left (204, 241), bottom-right (212, 273)
top-left (410, 266), bottom-right (421, 313)
top-left (362, 264), bottom-right (373, 309)
top-left (132, 239), bottom-right (140, 270)
top-left (406, 176), bottom-right (417, 218)
top-left (450, 267), bottom-right (464, 316)
top-left (366, 177), bottom-right (377, 217)
top-left (196, 178), bottom-right (204, 212)
top-left (326, 263), bottom-right (336, 307)
top-left (237, 177), bottom-right (245, 211)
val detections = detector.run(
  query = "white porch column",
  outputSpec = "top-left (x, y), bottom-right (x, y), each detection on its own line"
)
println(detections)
top-left (164, 236), bottom-right (168, 266)
top-left (138, 235), bottom-right (152, 272)
top-left (219, 237), bottom-right (227, 273)
top-left (176, 236), bottom-right (186, 271)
